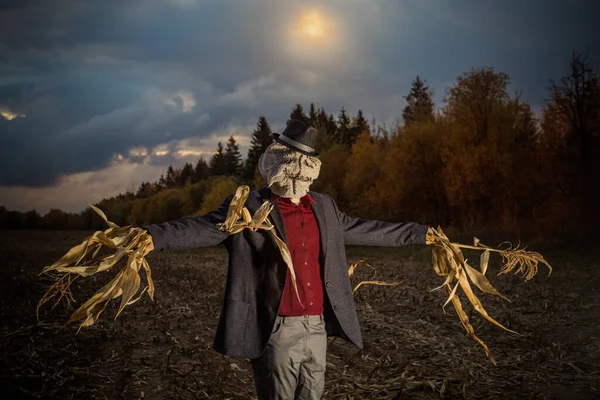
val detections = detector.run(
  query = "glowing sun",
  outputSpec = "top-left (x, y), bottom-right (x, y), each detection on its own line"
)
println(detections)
top-left (295, 10), bottom-right (331, 42)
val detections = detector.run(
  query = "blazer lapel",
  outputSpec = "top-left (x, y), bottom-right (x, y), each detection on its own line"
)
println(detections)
top-left (310, 195), bottom-right (328, 259)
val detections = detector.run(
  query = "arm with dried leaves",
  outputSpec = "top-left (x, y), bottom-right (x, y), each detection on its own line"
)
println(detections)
top-left (38, 194), bottom-right (236, 330)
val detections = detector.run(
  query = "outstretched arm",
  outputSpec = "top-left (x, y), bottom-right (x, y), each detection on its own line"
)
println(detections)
top-left (327, 195), bottom-right (429, 247)
top-left (143, 194), bottom-right (234, 252)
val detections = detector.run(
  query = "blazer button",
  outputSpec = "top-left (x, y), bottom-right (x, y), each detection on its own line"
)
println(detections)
top-left (333, 305), bottom-right (338, 311)
top-left (326, 282), bottom-right (332, 288)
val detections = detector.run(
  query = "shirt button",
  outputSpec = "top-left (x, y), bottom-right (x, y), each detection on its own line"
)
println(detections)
top-left (304, 261), bottom-right (308, 265)
top-left (310, 302), bottom-right (314, 306)
top-left (301, 242), bottom-right (305, 247)
top-left (307, 282), bottom-right (311, 287)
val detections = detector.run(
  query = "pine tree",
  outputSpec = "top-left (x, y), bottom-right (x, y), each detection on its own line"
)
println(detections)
top-left (210, 142), bottom-right (227, 176)
top-left (402, 76), bottom-right (435, 126)
top-left (157, 174), bottom-right (166, 190)
top-left (317, 107), bottom-right (329, 129)
top-left (287, 104), bottom-right (308, 125)
top-left (165, 165), bottom-right (175, 188)
top-left (347, 109), bottom-right (369, 147)
top-left (337, 107), bottom-right (351, 145)
top-left (308, 103), bottom-right (318, 126)
top-left (224, 135), bottom-right (242, 176)
top-left (326, 113), bottom-right (337, 139)
top-left (244, 116), bottom-right (273, 182)
top-left (179, 162), bottom-right (194, 186)
top-left (194, 158), bottom-right (210, 182)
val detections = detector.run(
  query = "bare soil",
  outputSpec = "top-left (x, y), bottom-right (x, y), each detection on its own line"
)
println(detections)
top-left (1, 230), bottom-right (599, 399)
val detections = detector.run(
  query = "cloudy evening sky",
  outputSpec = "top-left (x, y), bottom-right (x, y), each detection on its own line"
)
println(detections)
top-left (0, 0), bottom-right (598, 213)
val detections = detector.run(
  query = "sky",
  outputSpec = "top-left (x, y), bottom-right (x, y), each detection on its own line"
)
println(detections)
top-left (0, 0), bottom-right (598, 213)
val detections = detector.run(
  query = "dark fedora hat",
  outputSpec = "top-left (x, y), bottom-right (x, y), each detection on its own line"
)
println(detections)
top-left (272, 120), bottom-right (319, 157)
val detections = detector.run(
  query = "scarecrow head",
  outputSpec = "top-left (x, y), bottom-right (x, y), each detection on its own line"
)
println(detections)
top-left (259, 120), bottom-right (322, 199)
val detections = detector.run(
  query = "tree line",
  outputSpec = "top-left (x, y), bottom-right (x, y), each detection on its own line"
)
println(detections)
top-left (2, 52), bottom-right (598, 243)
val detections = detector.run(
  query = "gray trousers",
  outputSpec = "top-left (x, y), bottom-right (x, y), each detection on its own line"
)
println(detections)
top-left (250, 315), bottom-right (327, 400)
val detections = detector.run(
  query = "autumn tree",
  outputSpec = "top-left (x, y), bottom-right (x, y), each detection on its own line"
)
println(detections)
top-left (547, 51), bottom-right (600, 228)
top-left (372, 120), bottom-right (449, 224)
top-left (440, 67), bottom-right (538, 232)
top-left (343, 131), bottom-right (385, 218)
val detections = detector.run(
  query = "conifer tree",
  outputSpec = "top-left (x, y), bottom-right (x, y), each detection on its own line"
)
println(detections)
top-left (347, 109), bottom-right (369, 146)
top-left (165, 165), bottom-right (176, 188)
top-left (308, 103), bottom-right (318, 126)
top-left (224, 135), bottom-right (242, 176)
top-left (287, 104), bottom-right (308, 125)
top-left (210, 142), bottom-right (227, 176)
top-left (194, 158), bottom-right (209, 182)
top-left (402, 76), bottom-right (435, 126)
top-left (337, 107), bottom-right (351, 145)
top-left (244, 116), bottom-right (273, 182)
top-left (179, 162), bottom-right (194, 186)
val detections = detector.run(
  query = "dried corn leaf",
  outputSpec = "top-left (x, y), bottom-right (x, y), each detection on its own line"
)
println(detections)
top-left (348, 260), bottom-right (400, 294)
top-left (480, 249), bottom-right (490, 275)
top-left (38, 207), bottom-right (155, 330)
top-left (428, 226), bottom-right (551, 363)
top-left (352, 280), bottom-right (401, 294)
top-left (348, 260), bottom-right (374, 278)
top-left (217, 185), bottom-right (302, 306)
top-left (463, 262), bottom-right (510, 302)
top-left (450, 290), bottom-right (495, 364)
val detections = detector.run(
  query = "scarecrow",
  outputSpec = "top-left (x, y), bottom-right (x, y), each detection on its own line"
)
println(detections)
top-left (39, 120), bottom-right (552, 400)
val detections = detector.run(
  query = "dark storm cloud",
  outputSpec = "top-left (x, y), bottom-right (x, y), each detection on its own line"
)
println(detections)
top-left (0, 0), bottom-right (598, 190)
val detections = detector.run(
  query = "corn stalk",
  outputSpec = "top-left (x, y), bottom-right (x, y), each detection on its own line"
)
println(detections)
top-left (37, 205), bottom-right (154, 331)
top-left (428, 226), bottom-right (552, 364)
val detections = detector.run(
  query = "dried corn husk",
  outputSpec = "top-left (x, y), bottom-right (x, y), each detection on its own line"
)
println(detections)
top-left (216, 185), bottom-right (302, 305)
top-left (428, 226), bottom-right (552, 364)
top-left (37, 205), bottom-right (154, 331)
top-left (348, 260), bottom-right (402, 294)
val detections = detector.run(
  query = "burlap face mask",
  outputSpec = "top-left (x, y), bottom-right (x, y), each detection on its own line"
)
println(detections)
top-left (258, 142), bottom-right (322, 199)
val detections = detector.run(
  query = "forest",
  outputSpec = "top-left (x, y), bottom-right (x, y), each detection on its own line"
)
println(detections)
top-left (2, 52), bottom-right (598, 244)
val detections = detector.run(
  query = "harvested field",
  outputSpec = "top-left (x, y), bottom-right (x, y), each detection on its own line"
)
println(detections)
top-left (1, 230), bottom-right (599, 399)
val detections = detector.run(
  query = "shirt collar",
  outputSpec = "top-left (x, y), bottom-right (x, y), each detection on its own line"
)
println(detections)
top-left (270, 191), bottom-right (315, 208)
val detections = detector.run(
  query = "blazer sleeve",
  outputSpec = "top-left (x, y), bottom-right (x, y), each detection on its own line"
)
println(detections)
top-left (327, 195), bottom-right (428, 247)
top-left (142, 194), bottom-right (234, 251)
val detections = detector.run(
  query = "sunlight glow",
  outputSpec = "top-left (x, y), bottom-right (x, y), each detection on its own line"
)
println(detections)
top-left (300, 11), bottom-right (326, 39)
top-left (293, 9), bottom-right (332, 44)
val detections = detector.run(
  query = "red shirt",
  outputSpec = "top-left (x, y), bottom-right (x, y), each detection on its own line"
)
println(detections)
top-left (275, 194), bottom-right (323, 316)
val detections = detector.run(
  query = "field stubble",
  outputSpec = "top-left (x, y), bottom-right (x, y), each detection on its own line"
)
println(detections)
top-left (1, 231), bottom-right (599, 399)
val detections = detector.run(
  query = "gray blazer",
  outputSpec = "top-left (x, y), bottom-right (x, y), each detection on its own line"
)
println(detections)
top-left (144, 187), bottom-right (428, 359)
